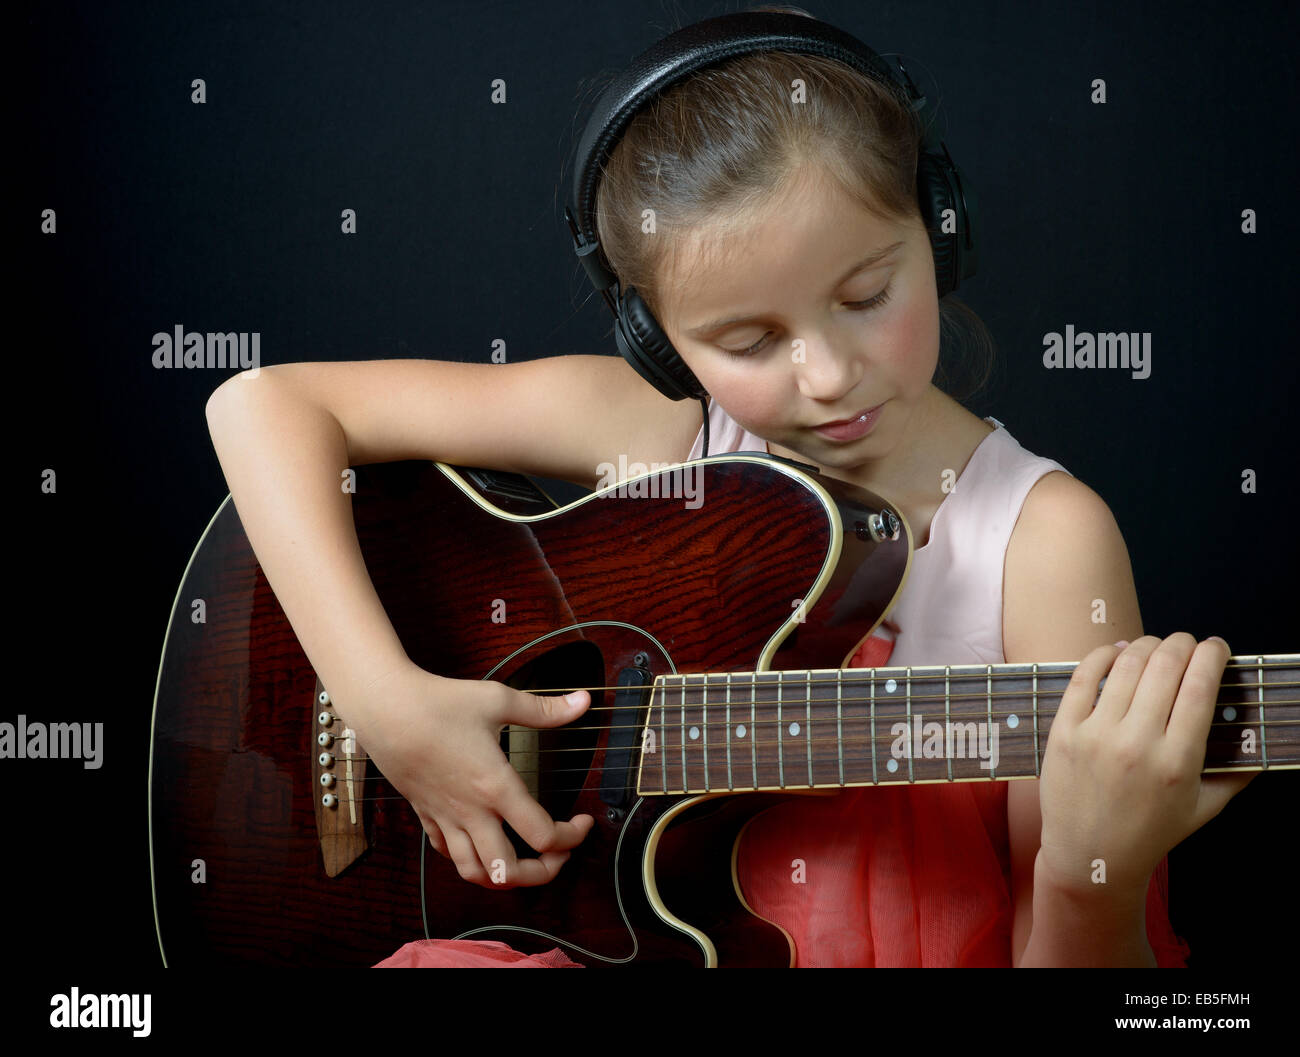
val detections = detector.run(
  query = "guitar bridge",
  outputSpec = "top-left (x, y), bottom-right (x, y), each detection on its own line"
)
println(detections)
top-left (312, 681), bottom-right (369, 877)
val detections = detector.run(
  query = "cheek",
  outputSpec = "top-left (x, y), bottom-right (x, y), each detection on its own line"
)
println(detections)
top-left (881, 293), bottom-right (941, 385)
top-left (686, 357), bottom-right (789, 431)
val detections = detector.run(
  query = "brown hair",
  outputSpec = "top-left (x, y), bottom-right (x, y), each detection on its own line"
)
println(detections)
top-left (592, 6), bottom-right (995, 403)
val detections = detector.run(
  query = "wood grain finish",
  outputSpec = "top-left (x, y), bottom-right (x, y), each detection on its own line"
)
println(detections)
top-left (150, 456), bottom-right (907, 966)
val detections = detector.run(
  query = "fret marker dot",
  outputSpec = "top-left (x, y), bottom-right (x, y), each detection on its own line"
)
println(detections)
top-left (886, 758), bottom-right (898, 773)
top-left (736, 724), bottom-right (746, 739)
top-left (1007, 714), bottom-right (1019, 728)
top-left (789, 722), bottom-right (800, 737)
top-left (688, 726), bottom-right (699, 740)
top-left (885, 679), bottom-right (897, 693)
top-left (1222, 706), bottom-right (1237, 722)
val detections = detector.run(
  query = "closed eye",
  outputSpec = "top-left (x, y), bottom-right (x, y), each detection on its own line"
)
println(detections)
top-left (720, 284), bottom-right (894, 358)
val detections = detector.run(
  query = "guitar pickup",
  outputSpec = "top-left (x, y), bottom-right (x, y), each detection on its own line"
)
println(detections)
top-left (600, 665), bottom-right (653, 810)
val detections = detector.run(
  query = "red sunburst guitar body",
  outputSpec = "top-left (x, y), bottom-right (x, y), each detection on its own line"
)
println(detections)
top-left (149, 455), bottom-right (911, 966)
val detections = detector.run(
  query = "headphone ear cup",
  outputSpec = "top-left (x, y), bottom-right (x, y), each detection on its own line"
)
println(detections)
top-left (916, 151), bottom-right (958, 299)
top-left (616, 285), bottom-right (708, 400)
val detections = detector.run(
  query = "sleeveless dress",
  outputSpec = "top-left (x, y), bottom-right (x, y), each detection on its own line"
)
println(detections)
top-left (376, 399), bottom-right (1190, 967)
top-left (685, 397), bottom-right (1191, 967)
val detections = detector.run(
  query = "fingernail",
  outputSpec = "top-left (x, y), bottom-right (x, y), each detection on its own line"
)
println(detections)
top-left (1114, 640), bottom-right (1129, 649)
top-left (1208, 635), bottom-right (1229, 648)
top-left (564, 691), bottom-right (585, 706)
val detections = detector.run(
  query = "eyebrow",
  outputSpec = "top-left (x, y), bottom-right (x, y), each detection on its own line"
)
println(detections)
top-left (685, 240), bottom-right (905, 336)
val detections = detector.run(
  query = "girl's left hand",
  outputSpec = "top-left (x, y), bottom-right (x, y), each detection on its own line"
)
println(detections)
top-left (1037, 633), bottom-right (1257, 901)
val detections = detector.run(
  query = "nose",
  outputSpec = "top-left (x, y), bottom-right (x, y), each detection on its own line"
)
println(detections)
top-left (791, 334), bottom-right (862, 403)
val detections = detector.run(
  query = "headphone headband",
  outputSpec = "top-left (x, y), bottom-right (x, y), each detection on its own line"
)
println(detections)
top-left (566, 11), bottom-right (915, 293)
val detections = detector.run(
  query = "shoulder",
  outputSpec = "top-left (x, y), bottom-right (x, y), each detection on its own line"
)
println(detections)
top-left (1007, 471), bottom-right (1131, 584)
top-left (1002, 469), bottom-right (1142, 669)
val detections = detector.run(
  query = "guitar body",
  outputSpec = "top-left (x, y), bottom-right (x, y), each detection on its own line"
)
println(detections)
top-left (150, 455), bottom-right (912, 966)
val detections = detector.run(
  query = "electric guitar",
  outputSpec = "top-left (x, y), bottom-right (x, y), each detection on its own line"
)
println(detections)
top-left (148, 455), bottom-right (1297, 966)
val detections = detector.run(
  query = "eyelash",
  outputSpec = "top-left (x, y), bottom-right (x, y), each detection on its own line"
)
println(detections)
top-left (720, 284), bottom-right (894, 358)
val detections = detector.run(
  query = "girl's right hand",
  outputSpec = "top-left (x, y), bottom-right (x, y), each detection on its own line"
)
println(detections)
top-left (335, 664), bottom-right (595, 890)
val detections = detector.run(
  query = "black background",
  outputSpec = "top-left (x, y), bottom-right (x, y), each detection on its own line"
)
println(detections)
top-left (11, 0), bottom-right (1298, 1023)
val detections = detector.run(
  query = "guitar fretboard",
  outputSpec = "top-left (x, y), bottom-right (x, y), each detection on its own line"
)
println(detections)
top-left (635, 655), bottom-right (1300, 795)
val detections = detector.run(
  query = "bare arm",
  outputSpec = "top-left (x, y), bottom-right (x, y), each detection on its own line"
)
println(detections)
top-left (1001, 472), bottom-right (1148, 966)
top-left (203, 355), bottom-right (700, 886)
top-left (1002, 473), bottom-right (1252, 966)
top-left (203, 356), bottom-right (697, 703)
top-left (204, 370), bottom-right (408, 707)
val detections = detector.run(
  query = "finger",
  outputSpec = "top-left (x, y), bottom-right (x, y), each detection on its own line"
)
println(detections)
top-left (1165, 636), bottom-right (1233, 753)
top-left (1053, 641), bottom-right (1127, 731)
top-left (493, 848), bottom-right (577, 888)
top-left (498, 780), bottom-right (594, 853)
top-left (1192, 769), bottom-right (1257, 830)
top-left (500, 687), bottom-right (590, 729)
top-left (463, 812), bottom-right (582, 888)
top-left (1123, 632), bottom-right (1200, 736)
top-left (419, 813), bottom-right (450, 858)
top-left (1093, 635), bottom-right (1163, 724)
top-left (463, 815), bottom-right (530, 889)
top-left (440, 825), bottom-right (490, 886)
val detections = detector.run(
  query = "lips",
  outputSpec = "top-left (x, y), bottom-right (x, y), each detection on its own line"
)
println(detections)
top-left (817, 404), bottom-right (882, 428)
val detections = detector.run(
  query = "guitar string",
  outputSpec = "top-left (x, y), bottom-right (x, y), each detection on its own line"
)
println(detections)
top-left (316, 672), bottom-right (1299, 799)
top-left (514, 682), bottom-right (1300, 716)
top-left (323, 676), bottom-right (1300, 721)
top-left (325, 710), bottom-right (1300, 768)
top-left (324, 746), bottom-right (1297, 806)
top-left (320, 690), bottom-right (1300, 754)
top-left (320, 711), bottom-right (1300, 770)
top-left (505, 664), bottom-right (1298, 703)
top-left (320, 713), bottom-right (1299, 797)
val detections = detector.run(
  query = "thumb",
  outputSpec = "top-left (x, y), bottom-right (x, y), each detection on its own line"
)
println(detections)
top-left (504, 688), bottom-right (590, 728)
top-left (1193, 769), bottom-right (1257, 829)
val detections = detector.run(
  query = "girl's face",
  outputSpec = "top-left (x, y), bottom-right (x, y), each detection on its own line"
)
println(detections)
top-left (657, 163), bottom-right (941, 475)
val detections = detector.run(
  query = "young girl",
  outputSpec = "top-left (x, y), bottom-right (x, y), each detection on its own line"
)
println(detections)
top-left (204, 8), bottom-right (1253, 967)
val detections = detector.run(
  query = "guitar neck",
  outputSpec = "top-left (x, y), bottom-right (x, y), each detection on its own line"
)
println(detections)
top-left (636, 654), bottom-right (1300, 795)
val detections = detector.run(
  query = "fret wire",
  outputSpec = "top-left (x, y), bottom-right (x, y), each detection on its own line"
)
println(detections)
top-left (702, 674), bottom-right (709, 793)
top-left (581, 661), bottom-right (1300, 714)
top-left (659, 679), bottom-right (666, 793)
top-left (750, 670), bottom-right (758, 792)
top-left (987, 665), bottom-right (996, 780)
top-left (725, 672), bottom-right (734, 792)
top-left (806, 671), bottom-right (813, 788)
top-left (679, 675), bottom-right (687, 794)
top-left (1258, 656), bottom-right (1268, 769)
top-left (639, 668), bottom-right (1256, 719)
top-left (906, 667), bottom-right (914, 783)
top-left (945, 666), bottom-right (953, 783)
top-left (870, 667), bottom-right (878, 785)
top-left (626, 660), bottom-right (1300, 796)
top-left (1032, 662), bottom-right (1041, 777)
top-left (837, 667), bottom-right (845, 787)
top-left (777, 670), bottom-right (785, 789)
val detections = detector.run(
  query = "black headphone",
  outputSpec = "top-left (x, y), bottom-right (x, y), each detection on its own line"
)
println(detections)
top-left (564, 9), bottom-right (979, 411)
